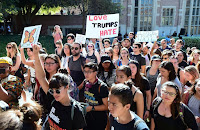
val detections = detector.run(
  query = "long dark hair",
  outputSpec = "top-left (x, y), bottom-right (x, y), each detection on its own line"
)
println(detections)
top-left (45, 54), bottom-right (61, 80)
top-left (162, 81), bottom-right (181, 119)
top-left (61, 43), bottom-right (72, 57)
top-left (159, 61), bottom-right (176, 81)
top-left (128, 60), bottom-right (144, 91)
top-left (98, 59), bottom-right (115, 79)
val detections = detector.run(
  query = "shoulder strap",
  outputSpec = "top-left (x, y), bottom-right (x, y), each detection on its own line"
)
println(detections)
top-left (179, 103), bottom-right (188, 129)
top-left (147, 54), bottom-right (151, 61)
top-left (133, 89), bottom-right (138, 98)
top-left (98, 82), bottom-right (102, 93)
top-left (71, 99), bottom-right (76, 120)
top-left (152, 97), bottom-right (162, 113)
top-left (146, 66), bottom-right (151, 74)
top-left (51, 99), bottom-right (55, 106)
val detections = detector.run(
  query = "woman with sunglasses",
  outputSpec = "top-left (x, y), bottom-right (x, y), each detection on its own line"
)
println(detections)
top-left (6, 42), bottom-right (25, 83)
top-left (151, 81), bottom-right (198, 130)
top-left (112, 43), bottom-right (121, 67)
top-left (86, 43), bottom-right (100, 64)
top-left (33, 44), bottom-right (86, 130)
top-left (55, 40), bottom-right (63, 59)
top-left (182, 78), bottom-right (200, 128)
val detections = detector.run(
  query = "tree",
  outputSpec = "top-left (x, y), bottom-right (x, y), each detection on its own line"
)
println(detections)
top-left (76, 0), bottom-right (121, 34)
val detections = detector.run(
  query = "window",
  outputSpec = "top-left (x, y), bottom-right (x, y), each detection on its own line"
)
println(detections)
top-left (162, 8), bottom-right (174, 26)
top-left (112, 0), bottom-right (120, 3)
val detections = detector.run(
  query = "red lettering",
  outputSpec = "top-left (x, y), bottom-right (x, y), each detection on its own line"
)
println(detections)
top-left (100, 30), bottom-right (104, 36)
top-left (104, 30), bottom-right (108, 35)
top-left (94, 16), bottom-right (98, 20)
top-left (89, 16), bottom-right (93, 21)
top-left (113, 28), bottom-right (117, 34)
top-left (103, 15), bottom-right (107, 20)
top-left (108, 29), bottom-right (112, 35)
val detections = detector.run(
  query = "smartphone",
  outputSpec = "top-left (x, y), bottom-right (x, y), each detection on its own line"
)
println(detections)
top-left (0, 68), bottom-right (5, 74)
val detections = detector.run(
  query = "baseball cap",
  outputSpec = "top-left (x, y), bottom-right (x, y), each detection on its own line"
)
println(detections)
top-left (101, 55), bottom-right (111, 63)
top-left (0, 57), bottom-right (13, 66)
top-left (151, 55), bottom-right (161, 61)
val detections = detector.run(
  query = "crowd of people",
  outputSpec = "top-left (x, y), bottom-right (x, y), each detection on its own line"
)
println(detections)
top-left (0, 24), bottom-right (199, 130)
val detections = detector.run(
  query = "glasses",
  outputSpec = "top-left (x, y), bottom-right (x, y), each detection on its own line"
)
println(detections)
top-left (162, 58), bottom-right (168, 60)
top-left (71, 47), bottom-right (79, 50)
top-left (67, 39), bottom-right (72, 41)
top-left (56, 47), bottom-right (60, 48)
top-left (6, 47), bottom-right (12, 49)
top-left (121, 53), bottom-right (127, 55)
top-left (44, 62), bottom-right (56, 66)
top-left (162, 90), bottom-right (177, 97)
top-left (88, 45), bottom-right (93, 48)
top-left (133, 47), bottom-right (138, 49)
top-left (48, 87), bottom-right (64, 95)
top-left (83, 71), bottom-right (94, 74)
top-left (105, 52), bottom-right (111, 54)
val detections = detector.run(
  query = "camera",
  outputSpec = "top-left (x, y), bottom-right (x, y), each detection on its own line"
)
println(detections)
top-left (0, 68), bottom-right (5, 74)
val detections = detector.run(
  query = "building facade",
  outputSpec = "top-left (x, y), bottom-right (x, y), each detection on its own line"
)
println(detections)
top-left (117, 0), bottom-right (200, 36)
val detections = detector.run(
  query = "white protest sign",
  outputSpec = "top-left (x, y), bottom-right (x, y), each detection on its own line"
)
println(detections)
top-left (85, 13), bottom-right (119, 38)
top-left (20, 25), bottom-right (42, 48)
top-left (75, 34), bottom-right (86, 44)
top-left (135, 30), bottom-right (159, 42)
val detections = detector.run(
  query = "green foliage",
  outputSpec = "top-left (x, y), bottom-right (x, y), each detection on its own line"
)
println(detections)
top-left (0, 35), bottom-right (55, 57)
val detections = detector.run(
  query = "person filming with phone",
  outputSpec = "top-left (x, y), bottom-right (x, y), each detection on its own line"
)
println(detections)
top-left (0, 57), bottom-right (23, 109)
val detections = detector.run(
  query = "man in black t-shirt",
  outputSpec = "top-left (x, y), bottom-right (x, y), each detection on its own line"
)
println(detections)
top-left (82, 62), bottom-right (109, 130)
top-left (172, 39), bottom-right (187, 62)
top-left (130, 43), bottom-right (146, 74)
top-left (122, 38), bottom-right (133, 54)
top-left (128, 32), bottom-right (135, 46)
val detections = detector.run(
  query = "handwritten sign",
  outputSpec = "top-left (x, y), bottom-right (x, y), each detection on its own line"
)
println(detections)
top-left (85, 13), bottom-right (119, 38)
top-left (20, 25), bottom-right (42, 48)
top-left (75, 34), bottom-right (86, 44)
top-left (135, 30), bottom-right (159, 42)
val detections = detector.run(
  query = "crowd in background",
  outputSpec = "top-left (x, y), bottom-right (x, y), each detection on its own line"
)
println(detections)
top-left (0, 24), bottom-right (199, 130)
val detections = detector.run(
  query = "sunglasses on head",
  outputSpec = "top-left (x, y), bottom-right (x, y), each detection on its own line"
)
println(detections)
top-left (71, 47), bottom-right (79, 50)
top-left (6, 47), bottom-right (12, 49)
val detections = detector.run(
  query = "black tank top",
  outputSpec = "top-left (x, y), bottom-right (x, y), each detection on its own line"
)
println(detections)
top-left (86, 52), bottom-right (97, 63)
top-left (130, 89), bottom-right (138, 113)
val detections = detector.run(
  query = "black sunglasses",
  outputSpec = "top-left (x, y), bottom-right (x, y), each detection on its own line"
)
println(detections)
top-left (6, 47), bottom-right (12, 49)
top-left (71, 47), bottom-right (79, 50)
top-left (48, 88), bottom-right (62, 95)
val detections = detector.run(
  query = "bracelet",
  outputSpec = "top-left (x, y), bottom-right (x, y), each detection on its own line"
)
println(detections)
top-left (146, 109), bottom-right (150, 112)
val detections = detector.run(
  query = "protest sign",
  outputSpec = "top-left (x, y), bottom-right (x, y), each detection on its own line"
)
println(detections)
top-left (20, 25), bottom-right (42, 48)
top-left (75, 34), bottom-right (86, 44)
top-left (85, 13), bottom-right (119, 38)
top-left (135, 30), bottom-right (159, 42)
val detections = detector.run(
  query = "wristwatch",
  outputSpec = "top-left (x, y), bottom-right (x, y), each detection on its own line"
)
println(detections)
top-left (92, 105), bottom-right (95, 111)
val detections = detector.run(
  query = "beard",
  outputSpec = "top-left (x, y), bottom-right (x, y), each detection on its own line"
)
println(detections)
top-left (72, 52), bottom-right (80, 56)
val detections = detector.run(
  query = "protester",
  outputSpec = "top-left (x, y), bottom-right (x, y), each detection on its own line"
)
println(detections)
top-left (108, 84), bottom-right (149, 130)
top-left (82, 62), bottom-right (108, 130)
top-left (128, 32), bottom-right (135, 45)
top-left (182, 78), bottom-right (200, 127)
top-left (55, 40), bottom-right (63, 59)
top-left (159, 39), bottom-right (171, 52)
top-left (68, 42), bottom-right (86, 101)
top-left (0, 101), bottom-right (42, 130)
top-left (176, 51), bottom-right (188, 69)
top-left (86, 42), bottom-right (100, 64)
top-left (116, 65), bottom-right (144, 119)
top-left (153, 61), bottom-right (182, 99)
top-left (172, 39), bottom-right (187, 62)
top-left (33, 44), bottom-right (86, 129)
top-left (130, 43), bottom-right (146, 74)
top-left (52, 25), bottom-right (63, 47)
top-left (121, 38), bottom-right (133, 54)
top-left (0, 57), bottom-right (23, 108)
top-left (142, 45), bottom-right (151, 66)
top-left (188, 49), bottom-right (200, 66)
top-left (105, 47), bottom-right (113, 60)
top-left (103, 39), bottom-right (111, 49)
top-left (128, 60), bottom-right (151, 121)
top-left (98, 55), bottom-right (116, 88)
top-left (6, 42), bottom-right (25, 83)
top-left (112, 43), bottom-right (121, 67)
top-left (116, 47), bottom-right (130, 67)
top-left (66, 33), bottom-right (75, 44)
top-left (151, 81), bottom-right (198, 130)
top-left (145, 55), bottom-right (161, 97)
top-left (61, 43), bottom-right (71, 69)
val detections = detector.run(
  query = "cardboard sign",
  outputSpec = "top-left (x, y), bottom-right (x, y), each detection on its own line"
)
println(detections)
top-left (75, 34), bottom-right (86, 44)
top-left (85, 13), bottom-right (119, 38)
top-left (20, 25), bottom-right (42, 48)
top-left (135, 30), bottom-right (159, 42)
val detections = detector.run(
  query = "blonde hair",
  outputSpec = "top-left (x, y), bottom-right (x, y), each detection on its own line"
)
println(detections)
top-left (190, 49), bottom-right (200, 63)
top-left (184, 65), bottom-right (199, 82)
top-left (6, 42), bottom-right (19, 58)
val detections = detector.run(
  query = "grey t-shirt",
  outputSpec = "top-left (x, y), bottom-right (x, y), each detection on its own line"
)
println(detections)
top-left (156, 76), bottom-right (182, 97)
